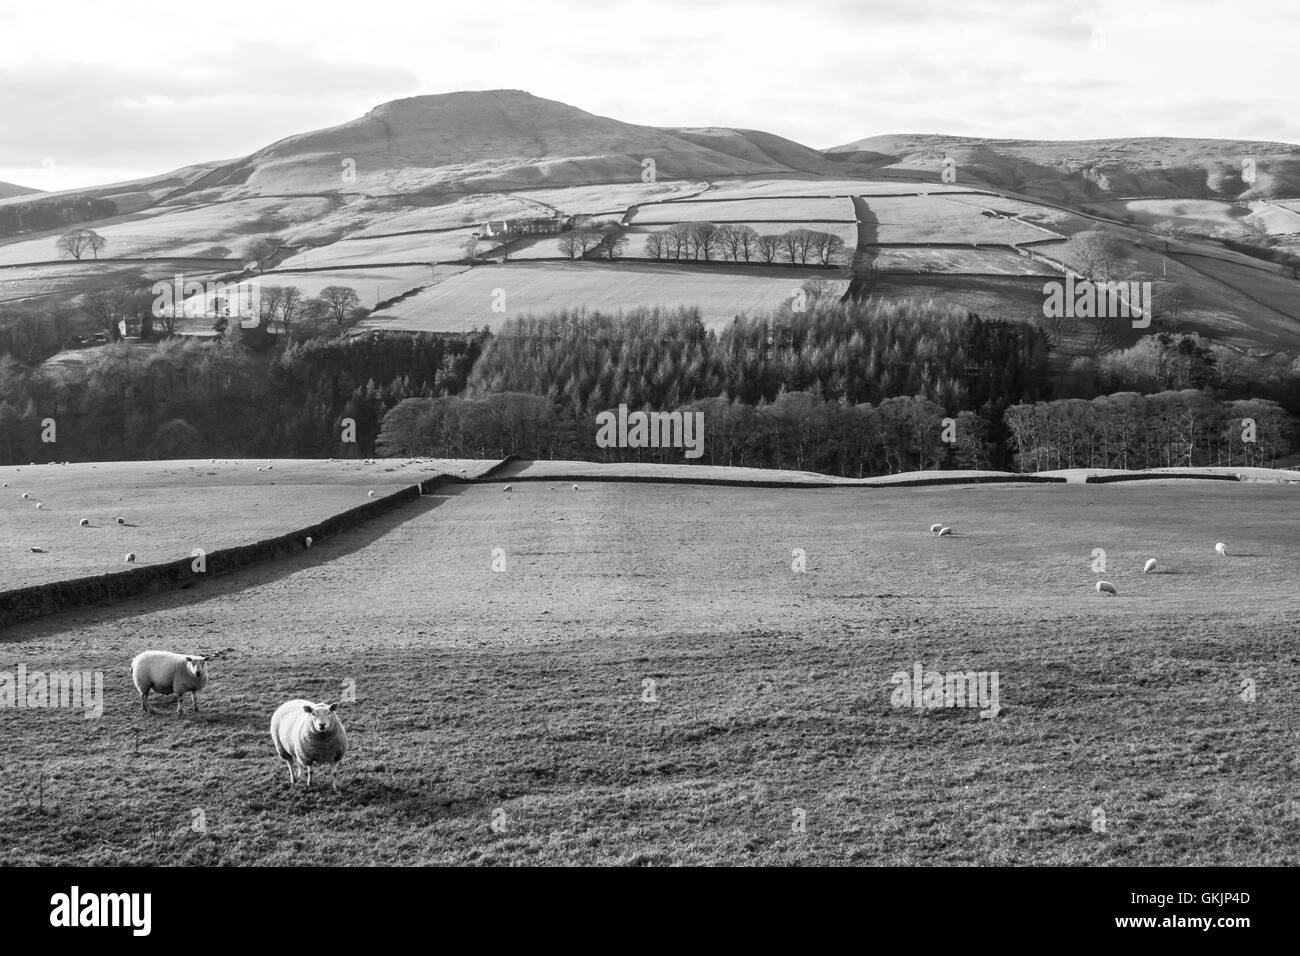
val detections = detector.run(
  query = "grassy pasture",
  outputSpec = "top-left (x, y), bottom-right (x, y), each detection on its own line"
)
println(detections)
top-left (632, 197), bottom-right (854, 224)
top-left (0, 477), bottom-right (1295, 865)
top-left (872, 247), bottom-right (1055, 275)
top-left (700, 179), bottom-right (977, 199)
top-left (0, 459), bottom-right (487, 590)
top-left (859, 196), bottom-right (1052, 244)
top-left (363, 261), bottom-right (846, 331)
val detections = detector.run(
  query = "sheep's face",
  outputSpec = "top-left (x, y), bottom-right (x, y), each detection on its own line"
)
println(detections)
top-left (185, 656), bottom-right (207, 681)
top-left (302, 702), bottom-right (339, 734)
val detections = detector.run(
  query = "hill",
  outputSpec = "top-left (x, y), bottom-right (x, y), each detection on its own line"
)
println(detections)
top-left (0, 181), bottom-right (41, 200)
top-left (828, 134), bottom-right (1300, 204)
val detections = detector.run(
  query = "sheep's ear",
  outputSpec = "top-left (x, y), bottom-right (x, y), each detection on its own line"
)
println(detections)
top-left (185, 656), bottom-right (195, 662)
top-left (328, 702), bottom-right (338, 712)
top-left (302, 705), bottom-right (314, 715)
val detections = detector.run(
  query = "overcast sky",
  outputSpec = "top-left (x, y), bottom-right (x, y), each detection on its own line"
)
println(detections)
top-left (2, 0), bottom-right (1297, 191)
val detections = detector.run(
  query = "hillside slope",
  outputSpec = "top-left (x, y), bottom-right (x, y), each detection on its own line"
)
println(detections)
top-left (830, 134), bottom-right (1300, 203)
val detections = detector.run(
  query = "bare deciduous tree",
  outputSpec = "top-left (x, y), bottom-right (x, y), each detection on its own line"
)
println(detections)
top-left (57, 229), bottom-right (106, 261)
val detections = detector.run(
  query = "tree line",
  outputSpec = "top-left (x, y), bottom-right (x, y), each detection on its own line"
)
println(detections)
top-left (0, 197), bottom-right (119, 241)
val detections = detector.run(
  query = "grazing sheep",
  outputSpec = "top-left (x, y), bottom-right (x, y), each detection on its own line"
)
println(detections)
top-left (124, 552), bottom-right (135, 563)
top-left (79, 518), bottom-right (90, 527)
top-left (270, 700), bottom-right (348, 790)
top-left (1096, 580), bottom-right (1118, 596)
top-left (116, 517), bottom-right (125, 524)
top-left (34, 502), bottom-right (43, 510)
top-left (1143, 558), bottom-right (1157, 574)
top-left (1215, 542), bottom-right (1227, 556)
top-left (257, 466), bottom-right (263, 472)
top-left (1, 482), bottom-right (7, 487)
top-left (503, 484), bottom-right (513, 493)
top-left (367, 490), bottom-right (376, 498)
top-left (131, 651), bottom-right (208, 715)
top-left (20, 492), bottom-right (29, 499)
top-left (304, 536), bottom-right (313, 548)
top-left (30, 547), bottom-right (46, 553)
top-left (929, 523), bottom-right (942, 534)
top-left (572, 484), bottom-right (579, 491)
top-left (937, 527), bottom-right (953, 537)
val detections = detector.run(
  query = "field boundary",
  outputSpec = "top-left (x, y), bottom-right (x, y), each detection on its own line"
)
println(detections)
top-left (483, 464), bottom-right (1067, 490)
top-left (0, 473), bottom-right (463, 628)
top-left (1084, 472), bottom-right (1244, 484)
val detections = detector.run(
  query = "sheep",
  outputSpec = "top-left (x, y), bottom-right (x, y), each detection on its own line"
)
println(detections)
top-left (270, 699), bottom-right (348, 790)
top-left (937, 527), bottom-right (953, 537)
top-left (367, 490), bottom-right (376, 498)
top-left (256, 466), bottom-right (263, 472)
top-left (34, 502), bottom-right (43, 510)
top-left (1095, 580), bottom-right (1118, 596)
top-left (503, 484), bottom-right (513, 493)
top-left (304, 536), bottom-right (313, 548)
top-left (572, 484), bottom-right (580, 491)
top-left (1142, 558), bottom-right (1157, 574)
top-left (1215, 542), bottom-right (1227, 556)
top-left (116, 516), bottom-right (125, 524)
top-left (131, 651), bottom-right (208, 715)
top-left (929, 523), bottom-right (942, 534)
top-left (79, 518), bottom-right (90, 527)
top-left (30, 547), bottom-right (46, 553)
top-left (124, 552), bottom-right (135, 563)
top-left (20, 492), bottom-right (29, 499)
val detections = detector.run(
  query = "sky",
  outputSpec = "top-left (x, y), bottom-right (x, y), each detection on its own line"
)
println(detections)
top-left (1, 0), bottom-right (1297, 191)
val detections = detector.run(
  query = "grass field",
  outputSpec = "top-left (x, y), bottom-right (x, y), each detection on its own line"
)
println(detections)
top-left (872, 247), bottom-right (1056, 275)
top-left (860, 196), bottom-right (1053, 244)
top-left (363, 261), bottom-right (846, 331)
top-left (0, 459), bottom-right (489, 590)
top-left (632, 197), bottom-right (855, 224)
top-left (1, 474), bottom-right (1296, 865)
top-left (700, 179), bottom-right (979, 199)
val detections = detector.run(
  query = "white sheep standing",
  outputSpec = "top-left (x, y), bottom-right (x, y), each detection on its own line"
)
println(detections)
top-left (1143, 558), bottom-right (1157, 574)
top-left (304, 536), bottom-right (313, 548)
top-left (503, 484), bottom-right (513, 493)
top-left (270, 700), bottom-right (348, 790)
top-left (34, 502), bottom-right (43, 510)
top-left (79, 518), bottom-right (90, 527)
top-left (367, 489), bottom-right (376, 498)
top-left (572, 484), bottom-right (579, 491)
top-left (937, 526), bottom-right (953, 537)
top-left (1096, 580), bottom-right (1118, 596)
top-left (125, 552), bottom-right (135, 563)
top-left (116, 516), bottom-right (125, 524)
top-left (20, 492), bottom-right (29, 499)
top-left (131, 651), bottom-right (209, 715)
top-left (1215, 542), bottom-right (1227, 556)
top-left (929, 523), bottom-right (942, 534)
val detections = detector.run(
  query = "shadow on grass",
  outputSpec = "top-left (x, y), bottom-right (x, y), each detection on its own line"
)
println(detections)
top-left (263, 775), bottom-right (484, 821)
top-left (2, 488), bottom-right (467, 642)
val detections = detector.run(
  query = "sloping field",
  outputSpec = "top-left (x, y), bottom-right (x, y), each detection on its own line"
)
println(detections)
top-left (251, 266), bottom-right (452, 310)
top-left (700, 179), bottom-right (980, 199)
top-left (0, 458), bottom-right (491, 591)
top-left (277, 232), bottom-right (473, 270)
top-left (859, 196), bottom-right (1052, 244)
top-left (363, 261), bottom-right (845, 331)
top-left (632, 197), bottom-right (854, 224)
top-left (0, 260), bottom-right (231, 307)
top-left (1087, 198), bottom-right (1300, 240)
top-left (873, 247), bottom-right (1056, 275)
top-left (0, 478), bottom-right (1295, 864)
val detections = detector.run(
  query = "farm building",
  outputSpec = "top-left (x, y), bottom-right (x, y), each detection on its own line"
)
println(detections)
top-left (479, 215), bottom-right (573, 238)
